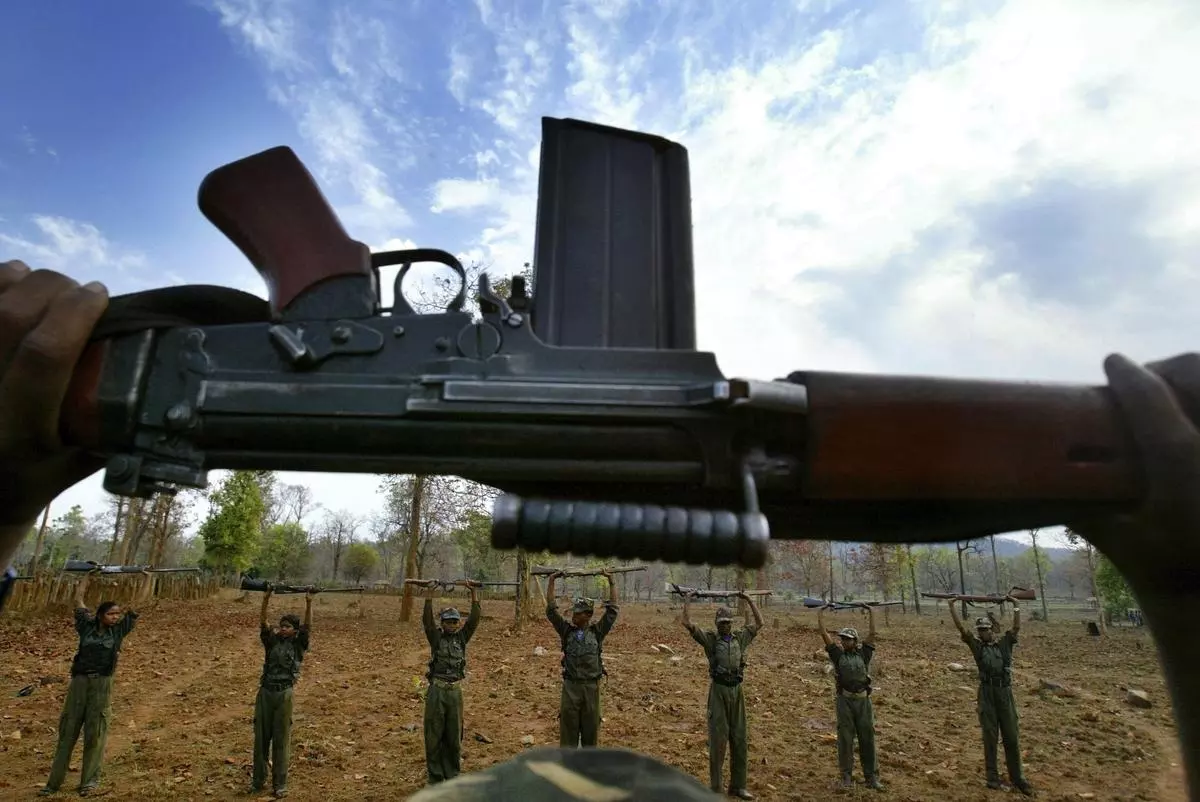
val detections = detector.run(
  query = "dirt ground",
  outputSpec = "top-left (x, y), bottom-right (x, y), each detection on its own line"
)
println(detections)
top-left (0, 593), bottom-right (1187, 801)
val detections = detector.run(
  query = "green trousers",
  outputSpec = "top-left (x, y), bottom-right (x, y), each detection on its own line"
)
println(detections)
top-left (559, 679), bottom-right (601, 747)
top-left (836, 694), bottom-right (877, 779)
top-left (253, 686), bottom-right (294, 791)
top-left (45, 675), bottom-right (113, 792)
top-left (707, 681), bottom-right (748, 791)
top-left (978, 685), bottom-right (1025, 784)
top-left (424, 680), bottom-right (465, 783)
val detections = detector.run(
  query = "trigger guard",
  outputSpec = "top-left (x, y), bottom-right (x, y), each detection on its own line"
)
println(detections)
top-left (372, 248), bottom-right (467, 315)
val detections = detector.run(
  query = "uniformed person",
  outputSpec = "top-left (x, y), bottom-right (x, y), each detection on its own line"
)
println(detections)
top-left (545, 570), bottom-right (618, 747)
top-left (818, 602), bottom-right (882, 790)
top-left (682, 590), bottom-right (764, 799)
top-left (949, 596), bottom-right (1034, 795)
top-left (252, 584), bottom-right (312, 798)
top-left (421, 579), bottom-right (482, 784)
top-left (40, 570), bottom-right (140, 797)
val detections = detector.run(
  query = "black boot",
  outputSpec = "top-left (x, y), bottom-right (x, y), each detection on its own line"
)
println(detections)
top-left (840, 773), bottom-right (854, 789)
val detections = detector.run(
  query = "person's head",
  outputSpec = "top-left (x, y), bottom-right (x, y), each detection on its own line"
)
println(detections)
top-left (278, 613), bottom-right (301, 638)
top-left (571, 598), bottom-right (594, 628)
top-left (715, 608), bottom-right (734, 637)
top-left (95, 601), bottom-right (122, 628)
top-left (975, 617), bottom-right (995, 643)
top-left (838, 627), bottom-right (859, 651)
top-left (440, 607), bottom-right (462, 633)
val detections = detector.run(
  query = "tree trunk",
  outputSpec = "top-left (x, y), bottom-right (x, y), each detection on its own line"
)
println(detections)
top-left (1030, 530), bottom-right (1050, 622)
top-left (399, 475), bottom-right (426, 622)
top-left (27, 504), bottom-right (52, 574)
top-left (956, 542), bottom-right (968, 619)
top-left (990, 535), bottom-right (1002, 595)
top-left (1085, 543), bottom-right (1107, 635)
top-left (105, 497), bottom-right (125, 563)
top-left (828, 542), bottom-right (835, 600)
top-left (907, 545), bottom-right (920, 613)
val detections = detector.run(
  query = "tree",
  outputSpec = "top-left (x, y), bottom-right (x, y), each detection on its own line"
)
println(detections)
top-left (1094, 553), bottom-right (1136, 617)
top-left (451, 508), bottom-right (504, 580)
top-left (1065, 528), bottom-right (1109, 634)
top-left (1028, 529), bottom-right (1051, 621)
top-left (258, 522), bottom-right (312, 581)
top-left (198, 470), bottom-right (265, 574)
top-left (343, 542), bottom-right (380, 584)
top-left (918, 546), bottom-right (958, 593)
top-left (318, 509), bottom-right (361, 580)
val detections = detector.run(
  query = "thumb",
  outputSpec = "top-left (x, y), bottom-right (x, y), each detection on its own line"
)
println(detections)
top-left (1104, 353), bottom-right (1199, 478)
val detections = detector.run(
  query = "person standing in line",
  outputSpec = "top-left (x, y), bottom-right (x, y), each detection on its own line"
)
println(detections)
top-left (421, 579), bottom-right (482, 784)
top-left (252, 584), bottom-right (312, 798)
top-left (545, 570), bottom-right (618, 747)
top-left (818, 602), bottom-right (882, 791)
top-left (682, 589), bottom-right (763, 799)
top-left (41, 569), bottom-right (141, 797)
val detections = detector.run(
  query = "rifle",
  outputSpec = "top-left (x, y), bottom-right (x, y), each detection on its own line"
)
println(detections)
top-left (667, 583), bottom-right (771, 599)
top-left (920, 587), bottom-right (1036, 603)
top-left (802, 597), bottom-right (901, 609)
top-left (54, 118), bottom-right (1143, 573)
top-left (532, 566), bottom-right (647, 578)
top-left (402, 579), bottom-right (498, 591)
top-left (63, 560), bottom-right (200, 575)
top-left (239, 578), bottom-right (365, 594)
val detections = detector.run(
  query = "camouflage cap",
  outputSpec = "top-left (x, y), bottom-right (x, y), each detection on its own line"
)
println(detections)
top-left (975, 617), bottom-right (993, 630)
top-left (837, 627), bottom-right (859, 640)
top-left (571, 597), bottom-right (594, 614)
top-left (440, 607), bottom-right (462, 621)
top-left (715, 607), bottom-right (734, 623)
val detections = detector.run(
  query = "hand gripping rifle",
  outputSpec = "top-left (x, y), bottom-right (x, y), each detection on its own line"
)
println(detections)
top-left (532, 566), bottom-right (647, 578)
top-left (239, 578), bottom-right (365, 594)
top-left (668, 583), bottom-right (772, 599)
top-left (63, 560), bottom-right (200, 575)
top-left (56, 118), bottom-right (1144, 571)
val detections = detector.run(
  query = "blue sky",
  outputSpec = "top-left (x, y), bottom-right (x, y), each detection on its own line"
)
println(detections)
top-left (4, 0), bottom-right (1199, 548)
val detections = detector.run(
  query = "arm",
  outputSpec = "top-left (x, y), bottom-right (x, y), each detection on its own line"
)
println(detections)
top-left (545, 573), bottom-right (568, 635)
top-left (303, 588), bottom-right (313, 629)
top-left (74, 571), bottom-right (91, 611)
top-left (462, 581), bottom-right (482, 642)
top-left (594, 571), bottom-right (619, 639)
top-left (745, 593), bottom-right (764, 631)
top-left (817, 604), bottom-right (834, 647)
top-left (260, 584), bottom-right (272, 627)
top-left (422, 585), bottom-right (437, 644)
top-left (606, 569), bottom-right (617, 604)
top-left (948, 597), bottom-right (970, 638)
top-left (863, 603), bottom-right (877, 646)
top-left (1006, 594), bottom-right (1021, 638)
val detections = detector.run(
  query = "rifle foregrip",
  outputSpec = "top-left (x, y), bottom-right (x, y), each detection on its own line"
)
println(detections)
top-left (795, 371), bottom-right (1140, 502)
top-left (197, 146), bottom-right (372, 315)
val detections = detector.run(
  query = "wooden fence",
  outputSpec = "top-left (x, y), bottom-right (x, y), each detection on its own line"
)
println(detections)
top-left (4, 571), bottom-right (228, 614)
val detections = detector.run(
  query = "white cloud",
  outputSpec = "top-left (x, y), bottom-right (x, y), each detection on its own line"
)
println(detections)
top-left (0, 216), bottom-right (147, 289)
top-left (430, 178), bottom-right (502, 214)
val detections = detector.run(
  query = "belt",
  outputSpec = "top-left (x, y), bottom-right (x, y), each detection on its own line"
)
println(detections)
top-left (564, 677), bottom-right (600, 684)
top-left (840, 689), bottom-right (870, 699)
top-left (430, 677), bottom-right (461, 687)
top-left (980, 677), bottom-right (1011, 688)
top-left (72, 672), bottom-right (110, 679)
top-left (261, 681), bottom-right (294, 692)
top-left (711, 676), bottom-right (742, 687)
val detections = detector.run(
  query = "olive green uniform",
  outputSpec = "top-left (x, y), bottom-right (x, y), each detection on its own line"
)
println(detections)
top-left (253, 623), bottom-right (310, 794)
top-left (687, 622), bottom-right (758, 791)
top-left (44, 607), bottom-right (139, 794)
top-left (423, 599), bottom-right (482, 784)
top-left (826, 642), bottom-right (878, 782)
top-left (546, 601), bottom-right (618, 747)
top-left (407, 746), bottom-right (723, 801)
top-left (963, 629), bottom-right (1027, 787)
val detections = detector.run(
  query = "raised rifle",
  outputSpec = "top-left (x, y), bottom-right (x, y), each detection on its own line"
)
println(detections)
top-left (920, 587), bottom-right (1036, 603)
top-left (533, 566), bottom-right (647, 578)
top-left (55, 117), bottom-right (1144, 574)
top-left (802, 597), bottom-right (901, 609)
top-left (239, 578), bottom-right (365, 594)
top-left (403, 579), bottom-right (492, 591)
top-left (63, 560), bottom-right (200, 575)
top-left (668, 583), bottom-right (771, 599)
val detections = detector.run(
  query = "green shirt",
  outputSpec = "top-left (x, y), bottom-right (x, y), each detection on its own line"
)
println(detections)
top-left (423, 599), bottom-right (482, 682)
top-left (547, 602), bottom-right (618, 682)
top-left (962, 630), bottom-right (1017, 683)
top-left (686, 623), bottom-right (758, 683)
top-left (826, 642), bottom-right (874, 694)
top-left (259, 624), bottom-right (310, 687)
top-left (71, 607), bottom-right (138, 677)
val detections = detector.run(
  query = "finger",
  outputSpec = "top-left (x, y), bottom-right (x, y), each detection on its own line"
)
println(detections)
top-left (0, 260), bottom-right (32, 292)
top-left (1104, 353), bottom-right (1199, 463)
top-left (0, 269), bottom-right (91, 367)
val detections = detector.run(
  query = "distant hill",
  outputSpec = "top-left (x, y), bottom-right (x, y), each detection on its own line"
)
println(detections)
top-left (831, 537), bottom-right (1075, 563)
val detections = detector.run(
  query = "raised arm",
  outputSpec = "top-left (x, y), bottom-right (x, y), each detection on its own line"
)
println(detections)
top-left (606, 570), bottom-right (617, 604)
top-left (74, 571), bottom-right (92, 611)
top-left (260, 584), bottom-right (273, 627)
top-left (596, 571), bottom-right (620, 639)
top-left (681, 591), bottom-right (692, 629)
top-left (745, 593), bottom-right (764, 631)
top-left (948, 597), bottom-right (970, 638)
top-left (1006, 594), bottom-right (1021, 637)
top-left (545, 572), bottom-right (568, 634)
top-left (863, 603), bottom-right (877, 646)
top-left (461, 580), bottom-right (482, 642)
top-left (818, 604), bottom-right (834, 647)
top-left (422, 582), bottom-right (437, 643)
top-left (303, 588), bottom-right (313, 629)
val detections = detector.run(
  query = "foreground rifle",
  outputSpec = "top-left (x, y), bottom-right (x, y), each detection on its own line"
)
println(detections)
top-left (668, 583), bottom-right (771, 599)
top-left (63, 560), bottom-right (199, 575)
top-left (802, 597), bottom-right (901, 609)
top-left (56, 118), bottom-right (1145, 572)
top-left (921, 587), bottom-right (1036, 603)
top-left (239, 578), bottom-right (365, 594)
top-left (403, 578), bottom-right (494, 591)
